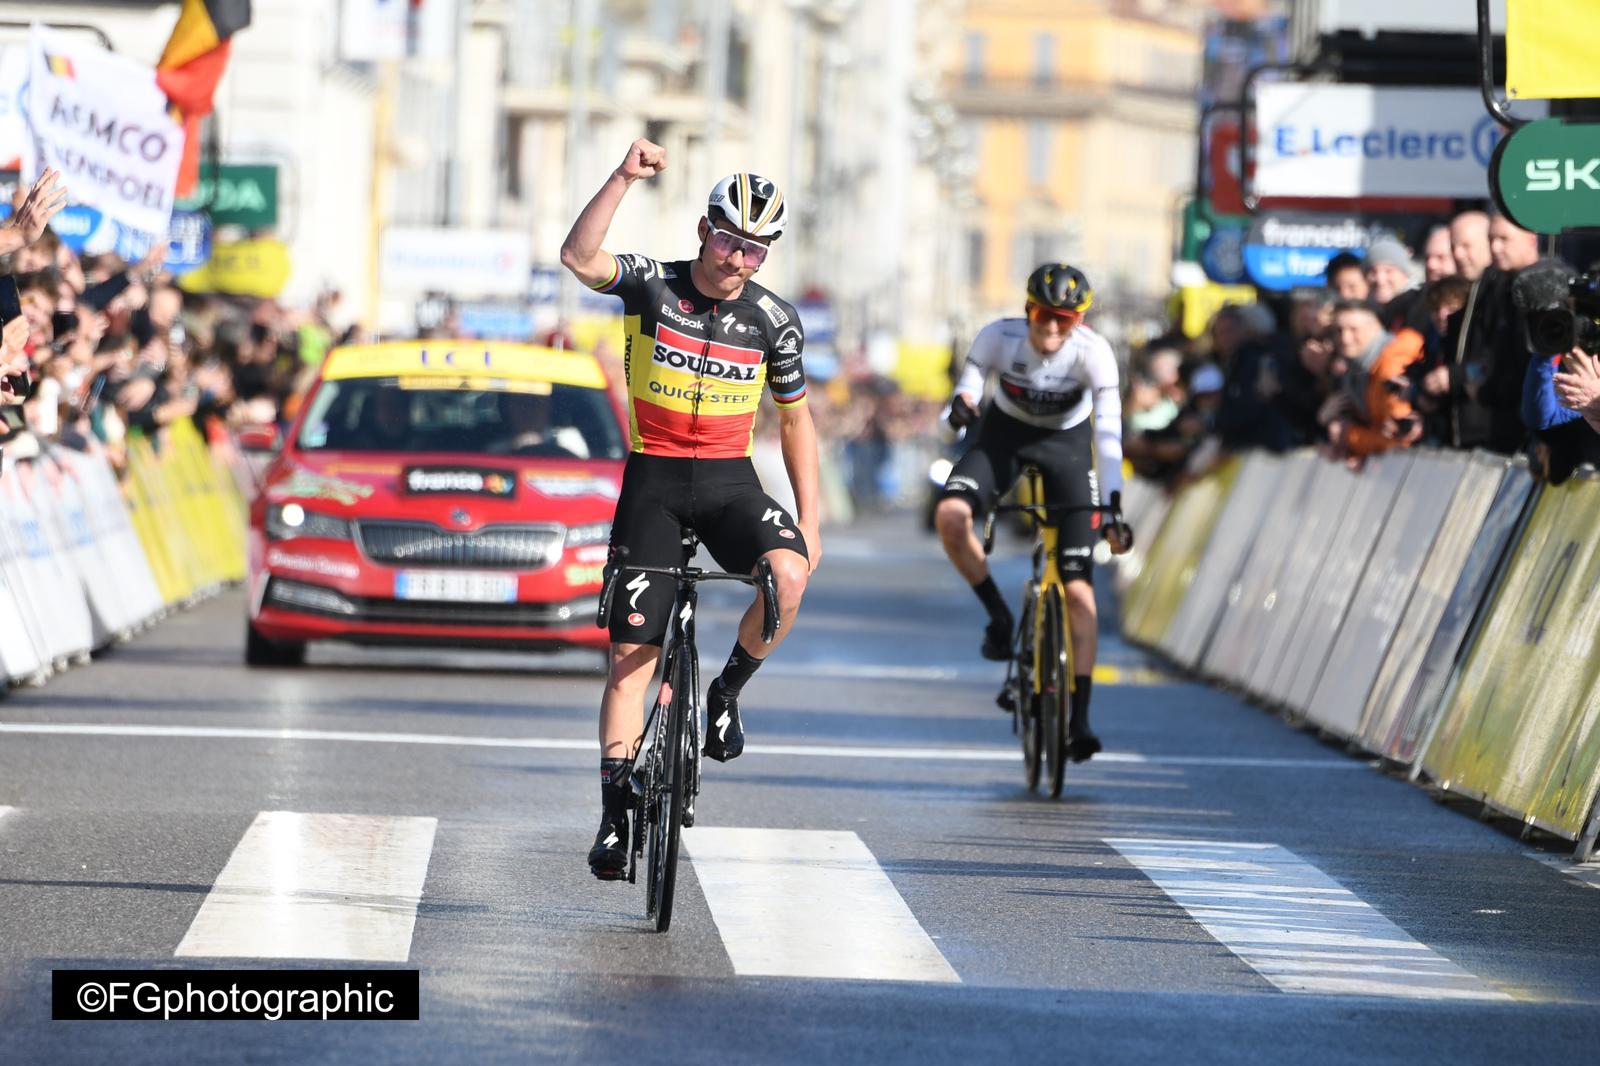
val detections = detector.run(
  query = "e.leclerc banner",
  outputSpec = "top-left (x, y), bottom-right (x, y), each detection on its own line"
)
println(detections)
top-left (21, 23), bottom-right (185, 240)
top-left (1254, 84), bottom-right (1540, 200)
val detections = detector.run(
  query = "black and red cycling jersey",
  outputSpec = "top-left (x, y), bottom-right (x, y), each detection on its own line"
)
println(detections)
top-left (590, 253), bottom-right (808, 459)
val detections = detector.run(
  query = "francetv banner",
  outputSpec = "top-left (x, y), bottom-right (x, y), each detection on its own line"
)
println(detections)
top-left (21, 24), bottom-right (185, 239)
top-left (1254, 84), bottom-right (1541, 199)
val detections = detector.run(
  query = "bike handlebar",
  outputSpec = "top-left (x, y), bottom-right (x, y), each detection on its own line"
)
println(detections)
top-left (597, 547), bottom-right (781, 644)
top-left (981, 491), bottom-right (1132, 556)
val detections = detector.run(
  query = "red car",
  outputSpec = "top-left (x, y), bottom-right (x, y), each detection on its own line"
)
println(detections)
top-left (245, 341), bottom-right (627, 665)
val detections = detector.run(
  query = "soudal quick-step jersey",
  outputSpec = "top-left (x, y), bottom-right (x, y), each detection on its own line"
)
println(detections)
top-left (590, 253), bottom-right (807, 458)
top-left (953, 317), bottom-right (1124, 496)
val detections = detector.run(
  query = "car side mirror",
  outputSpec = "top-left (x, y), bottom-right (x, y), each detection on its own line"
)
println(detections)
top-left (237, 424), bottom-right (282, 453)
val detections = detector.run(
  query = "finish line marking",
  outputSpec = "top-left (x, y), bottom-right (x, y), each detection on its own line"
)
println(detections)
top-left (686, 828), bottom-right (959, 983)
top-left (1108, 838), bottom-right (1510, 1001)
top-left (177, 811), bottom-right (437, 962)
top-left (0, 722), bottom-right (1364, 770)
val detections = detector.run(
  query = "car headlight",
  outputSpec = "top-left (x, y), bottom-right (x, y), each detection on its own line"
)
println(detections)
top-left (562, 521), bottom-right (611, 550)
top-left (266, 502), bottom-right (353, 541)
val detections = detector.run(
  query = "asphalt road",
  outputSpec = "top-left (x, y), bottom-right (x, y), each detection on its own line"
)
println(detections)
top-left (0, 512), bottom-right (1596, 1064)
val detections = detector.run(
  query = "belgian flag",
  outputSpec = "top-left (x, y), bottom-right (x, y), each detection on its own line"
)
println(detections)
top-left (156, 0), bottom-right (252, 198)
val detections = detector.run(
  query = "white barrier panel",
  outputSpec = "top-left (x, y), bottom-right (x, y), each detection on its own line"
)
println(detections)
top-left (43, 452), bottom-right (133, 644)
top-left (1274, 453), bottom-right (1409, 715)
top-left (2, 471), bottom-right (78, 665)
top-left (1113, 476), bottom-right (1172, 596)
top-left (60, 446), bottom-right (164, 627)
top-left (14, 464), bottom-right (94, 661)
top-left (1249, 458), bottom-right (1360, 705)
top-left (1303, 452), bottom-right (1465, 738)
top-left (1202, 451), bottom-right (1320, 687)
top-left (1371, 461), bottom-right (1536, 766)
top-left (1162, 452), bottom-right (1282, 671)
top-left (0, 473), bottom-right (45, 683)
top-left (1357, 455), bottom-right (1502, 757)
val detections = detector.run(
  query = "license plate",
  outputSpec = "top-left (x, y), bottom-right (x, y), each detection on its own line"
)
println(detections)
top-left (394, 571), bottom-right (518, 603)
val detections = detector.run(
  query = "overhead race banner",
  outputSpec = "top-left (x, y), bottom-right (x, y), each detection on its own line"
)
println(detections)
top-left (21, 24), bottom-right (186, 239)
top-left (1308, 0), bottom-right (1506, 35)
top-left (1254, 84), bottom-right (1529, 199)
top-left (1508, 0), bottom-right (1600, 100)
top-left (1491, 119), bottom-right (1600, 235)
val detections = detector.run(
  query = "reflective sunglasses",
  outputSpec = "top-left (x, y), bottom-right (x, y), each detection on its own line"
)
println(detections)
top-left (1026, 301), bottom-right (1083, 329)
top-left (706, 219), bottom-right (771, 267)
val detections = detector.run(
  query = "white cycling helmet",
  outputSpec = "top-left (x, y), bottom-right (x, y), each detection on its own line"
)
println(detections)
top-left (707, 172), bottom-right (788, 240)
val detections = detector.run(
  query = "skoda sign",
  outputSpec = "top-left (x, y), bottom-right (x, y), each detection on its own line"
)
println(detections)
top-left (1243, 214), bottom-right (1394, 292)
top-left (1491, 118), bottom-right (1600, 235)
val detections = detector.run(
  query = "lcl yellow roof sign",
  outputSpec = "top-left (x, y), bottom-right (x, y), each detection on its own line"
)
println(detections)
top-left (321, 341), bottom-right (609, 389)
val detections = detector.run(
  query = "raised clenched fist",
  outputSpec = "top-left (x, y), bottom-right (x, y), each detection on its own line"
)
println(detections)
top-left (617, 139), bottom-right (667, 182)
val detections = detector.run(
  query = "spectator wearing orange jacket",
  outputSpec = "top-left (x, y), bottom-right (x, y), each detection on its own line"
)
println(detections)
top-left (1344, 280), bottom-right (1472, 457)
top-left (1345, 328), bottom-right (1425, 458)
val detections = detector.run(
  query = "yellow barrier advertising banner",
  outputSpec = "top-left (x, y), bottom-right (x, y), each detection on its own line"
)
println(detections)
top-left (1122, 459), bottom-right (1239, 648)
top-left (1422, 476), bottom-right (1600, 837)
top-left (1508, 0), bottom-right (1600, 100)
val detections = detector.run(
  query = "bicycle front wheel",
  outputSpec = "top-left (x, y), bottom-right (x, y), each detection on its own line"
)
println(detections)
top-left (1042, 587), bottom-right (1071, 799)
top-left (652, 649), bottom-right (693, 932)
top-left (1014, 593), bottom-right (1042, 792)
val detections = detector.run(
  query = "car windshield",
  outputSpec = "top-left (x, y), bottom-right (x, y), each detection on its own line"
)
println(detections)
top-left (295, 377), bottom-right (626, 460)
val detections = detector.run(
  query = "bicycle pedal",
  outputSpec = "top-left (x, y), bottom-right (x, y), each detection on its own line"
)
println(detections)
top-left (995, 688), bottom-right (1016, 712)
top-left (682, 802), bottom-right (695, 828)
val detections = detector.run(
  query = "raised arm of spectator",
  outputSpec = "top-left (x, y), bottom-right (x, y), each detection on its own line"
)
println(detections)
top-left (0, 171), bottom-right (67, 257)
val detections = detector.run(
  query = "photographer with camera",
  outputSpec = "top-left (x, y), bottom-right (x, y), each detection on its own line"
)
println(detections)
top-left (1515, 259), bottom-right (1600, 480)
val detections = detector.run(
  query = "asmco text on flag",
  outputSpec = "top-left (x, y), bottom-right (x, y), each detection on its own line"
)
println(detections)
top-left (22, 23), bottom-right (185, 239)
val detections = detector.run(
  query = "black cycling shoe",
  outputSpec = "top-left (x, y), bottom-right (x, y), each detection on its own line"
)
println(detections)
top-left (703, 680), bottom-right (745, 762)
top-left (1067, 731), bottom-right (1102, 763)
top-left (586, 813), bottom-right (629, 881)
top-left (980, 616), bottom-right (1014, 661)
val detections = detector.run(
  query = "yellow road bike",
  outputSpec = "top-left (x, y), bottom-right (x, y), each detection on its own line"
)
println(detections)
top-left (985, 468), bottom-right (1128, 797)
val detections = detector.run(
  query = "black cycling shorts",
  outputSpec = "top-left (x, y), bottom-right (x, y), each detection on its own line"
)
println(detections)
top-left (939, 409), bottom-right (1099, 583)
top-left (607, 453), bottom-right (808, 646)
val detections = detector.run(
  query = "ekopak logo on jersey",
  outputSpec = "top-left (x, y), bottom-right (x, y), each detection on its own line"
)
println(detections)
top-left (651, 342), bottom-right (759, 382)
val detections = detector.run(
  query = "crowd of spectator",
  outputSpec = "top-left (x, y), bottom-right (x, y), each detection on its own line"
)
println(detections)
top-left (0, 170), bottom-right (357, 477)
top-left (1126, 207), bottom-right (1600, 488)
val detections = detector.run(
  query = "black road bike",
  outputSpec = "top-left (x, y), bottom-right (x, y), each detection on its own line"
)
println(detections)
top-left (986, 470), bottom-right (1130, 798)
top-left (597, 535), bottom-right (780, 932)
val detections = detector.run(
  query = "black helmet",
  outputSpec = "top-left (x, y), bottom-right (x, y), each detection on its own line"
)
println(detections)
top-left (1025, 263), bottom-right (1094, 313)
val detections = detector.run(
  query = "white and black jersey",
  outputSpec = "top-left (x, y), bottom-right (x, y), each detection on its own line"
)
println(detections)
top-left (951, 318), bottom-right (1124, 496)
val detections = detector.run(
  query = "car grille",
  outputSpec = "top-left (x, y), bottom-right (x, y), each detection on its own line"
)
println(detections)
top-left (356, 521), bottom-right (563, 569)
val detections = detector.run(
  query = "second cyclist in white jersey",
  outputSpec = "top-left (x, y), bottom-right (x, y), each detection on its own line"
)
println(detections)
top-left (935, 263), bottom-right (1129, 762)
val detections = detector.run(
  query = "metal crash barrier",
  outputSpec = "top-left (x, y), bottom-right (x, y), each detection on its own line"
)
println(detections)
top-left (0, 424), bottom-right (250, 687)
top-left (1121, 448), bottom-right (1600, 860)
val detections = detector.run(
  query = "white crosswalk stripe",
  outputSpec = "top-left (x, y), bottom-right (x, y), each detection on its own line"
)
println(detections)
top-left (1107, 838), bottom-right (1510, 1001)
top-left (684, 828), bottom-right (959, 983)
top-left (176, 811), bottom-right (438, 962)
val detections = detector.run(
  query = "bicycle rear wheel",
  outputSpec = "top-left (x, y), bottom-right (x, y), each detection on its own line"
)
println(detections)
top-left (1014, 593), bottom-right (1042, 792)
top-left (1042, 588), bottom-right (1070, 798)
top-left (651, 649), bottom-right (693, 932)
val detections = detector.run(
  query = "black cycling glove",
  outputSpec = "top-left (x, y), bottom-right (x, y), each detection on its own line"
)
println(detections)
top-left (947, 394), bottom-right (979, 431)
